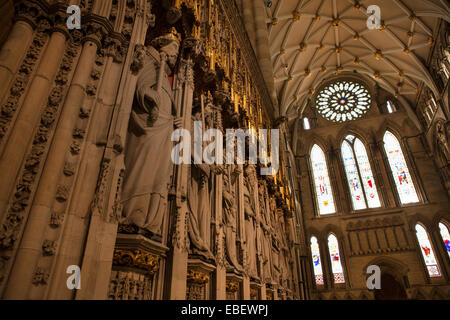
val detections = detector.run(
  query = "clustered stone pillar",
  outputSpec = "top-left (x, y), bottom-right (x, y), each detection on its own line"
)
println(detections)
top-left (0, 19), bottom-right (34, 100)
top-left (0, 28), bottom-right (67, 221)
top-left (3, 29), bottom-right (101, 300)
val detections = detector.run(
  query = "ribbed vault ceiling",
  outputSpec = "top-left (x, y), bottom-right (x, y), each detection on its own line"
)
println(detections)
top-left (265, 0), bottom-right (450, 117)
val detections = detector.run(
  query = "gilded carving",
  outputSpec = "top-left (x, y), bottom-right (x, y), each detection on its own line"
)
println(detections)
top-left (186, 269), bottom-right (209, 285)
top-left (113, 249), bottom-right (160, 275)
top-left (226, 280), bottom-right (239, 293)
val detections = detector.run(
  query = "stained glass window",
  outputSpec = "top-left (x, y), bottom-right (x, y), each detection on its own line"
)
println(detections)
top-left (316, 81), bottom-right (371, 123)
top-left (439, 222), bottom-right (450, 258)
top-left (328, 234), bottom-right (345, 283)
top-left (383, 131), bottom-right (419, 204)
top-left (341, 135), bottom-right (381, 210)
top-left (415, 224), bottom-right (441, 277)
top-left (310, 237), bottom-right (324, 285)
top-left (310, 145), bottom-right (335, 215)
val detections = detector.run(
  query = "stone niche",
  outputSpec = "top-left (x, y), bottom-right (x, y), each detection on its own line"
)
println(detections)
top-left (265, 284), bottom-right (274, 300)
top-left (186, 259), bottom-right (216, 300)
top-left (250, 283), bottom-right (261, 300)
top-left (108, 233), bottom-right (169, 300)
top-left (226, 274), bottom-right (243, 300)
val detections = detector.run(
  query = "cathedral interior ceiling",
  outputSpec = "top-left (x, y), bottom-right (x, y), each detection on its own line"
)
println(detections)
top-left (265, 0), bottom-right (450, 117)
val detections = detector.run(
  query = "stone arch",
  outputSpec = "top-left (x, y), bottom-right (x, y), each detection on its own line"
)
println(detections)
top-left (431, 210), bottom-right (450, 233)
top-left (375, 119), bottom-right (408, 143)
top-left (363, 256), bottom-right (410, 282)
top-left (335, 125), bottom-right (372, 148)
top-left (299, 134), bottom-right (331, 156)
top-left (363, 256), bottom-right (410, 300)
top-left (407, 213), bottom-right (434, 233)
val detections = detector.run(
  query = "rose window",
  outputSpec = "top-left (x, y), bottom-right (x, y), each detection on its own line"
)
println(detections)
top-left (315, 81), bottom-right (371, 122)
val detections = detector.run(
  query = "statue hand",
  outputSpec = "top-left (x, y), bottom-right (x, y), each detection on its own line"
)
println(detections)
top-left (174, 117), bottom-right (183, 128)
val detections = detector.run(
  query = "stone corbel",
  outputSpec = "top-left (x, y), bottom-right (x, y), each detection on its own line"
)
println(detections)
top-left (187, 258), bottom-right (216, 284)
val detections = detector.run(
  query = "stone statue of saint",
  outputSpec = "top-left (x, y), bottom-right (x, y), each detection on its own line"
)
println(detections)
top-left (223, 165), bottom-right (243, 272)
top-left (121, 31), bottom-right (181, 237)
top-left (436, 120), bottom-right (450, 163)
top-left (187, 107), bottom-right (215, 260)
top-left (243, 165), bottom-right (258, 278)
top-left (258, 183), bottom-right (272, 282)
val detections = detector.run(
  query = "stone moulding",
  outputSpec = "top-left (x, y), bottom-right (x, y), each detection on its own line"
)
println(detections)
top-left (113, 249), bottom-right (160, 275)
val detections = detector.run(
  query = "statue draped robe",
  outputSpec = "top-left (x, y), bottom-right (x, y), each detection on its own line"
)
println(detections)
top-left (121, 47), bottom-right (175, 235)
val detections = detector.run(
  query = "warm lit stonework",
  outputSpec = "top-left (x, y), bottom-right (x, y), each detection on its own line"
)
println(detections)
top-left (0, 0), bottom-right (448, 300)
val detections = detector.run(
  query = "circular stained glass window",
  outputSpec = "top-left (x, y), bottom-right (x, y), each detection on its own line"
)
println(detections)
top-left (315, 81), bottom-right (371, 123)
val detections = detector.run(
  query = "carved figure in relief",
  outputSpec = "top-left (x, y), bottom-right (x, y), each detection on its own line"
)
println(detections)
top-left (258, 184), bottom-right (273, 282)
top-left (436, 120), bottom-right (450, 162)
top-left (223, 165), bottom-right (243, 272)
top-left (187, 107), bottom-right (215, 260)
top-left (243, 165), bottom-right (258, 278)
top-left (121, 32), bottom-right (181, 237)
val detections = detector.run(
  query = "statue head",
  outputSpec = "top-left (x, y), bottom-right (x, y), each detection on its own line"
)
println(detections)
top-left (151, 28), bottom-right (181, 69)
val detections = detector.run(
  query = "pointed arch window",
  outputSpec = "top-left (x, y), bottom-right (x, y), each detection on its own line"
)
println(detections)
top-left (415, 224), bottom-right (441, 277)
top-left (439, 222), bottom-right (450, 259)
top-left (383, 131), bottom-right (419, 204)
top-left (310, 145), bottom-right (335, 215)
top-left (328, 234), bottom-right (345, 283)
top-left (310, 237), bottom-right (324, 285)
top-left (341, 135), bottom-right (381, 210)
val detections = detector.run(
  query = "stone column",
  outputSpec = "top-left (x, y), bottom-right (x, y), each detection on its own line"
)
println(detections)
top-left (0, 29), bottom-right (67, 225)
top-left (167, 58), bottom-right (194, 300)
top-left (0, 9), bottom-right (35, 100)
top-left (376, 140), bottom-right (397, 206)
top-left (63, 55), bottom-right (123, 300)
top-left (2, 30), bottom-right (100, 299)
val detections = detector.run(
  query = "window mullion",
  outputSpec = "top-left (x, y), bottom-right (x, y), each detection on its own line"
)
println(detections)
top-left (353, 144), bottom-right (368, 208)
